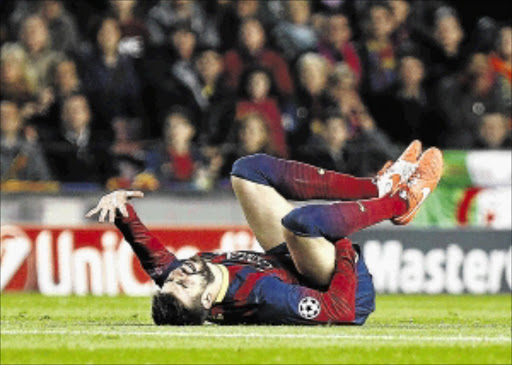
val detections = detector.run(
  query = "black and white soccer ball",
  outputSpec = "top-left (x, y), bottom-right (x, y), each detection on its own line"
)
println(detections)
top-left (298, 297), bottom-right (321, 319)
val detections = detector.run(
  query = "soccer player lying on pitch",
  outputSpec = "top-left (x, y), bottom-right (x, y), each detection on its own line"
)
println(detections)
top-left (86, 140), bottom-right (443, 325)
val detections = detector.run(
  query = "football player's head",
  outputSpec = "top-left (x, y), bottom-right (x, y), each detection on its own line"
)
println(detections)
top-left (152, 255), bottom-right (215, 325)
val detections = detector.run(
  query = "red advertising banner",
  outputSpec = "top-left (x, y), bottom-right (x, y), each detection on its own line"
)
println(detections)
top-left (4, 225), bottom-right (509, 295)
top-left (0, 225), bottom-right (257, 296)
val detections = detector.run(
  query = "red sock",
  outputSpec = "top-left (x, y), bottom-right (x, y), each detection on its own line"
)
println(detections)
top-left (232, 154), bottom-right (379, 200)
top-left (282, 194), bottom-right (408, 241)
top-left (283, 162), bottom-right (379, 200)
top-left (327, 194), bottom-right (408, 237)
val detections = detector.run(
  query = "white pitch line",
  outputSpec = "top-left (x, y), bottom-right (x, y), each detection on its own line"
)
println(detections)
top-left (1, 330), bottom-right (510, 343)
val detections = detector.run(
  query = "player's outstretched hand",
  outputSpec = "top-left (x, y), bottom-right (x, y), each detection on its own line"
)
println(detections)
top-left (85, 190), bottom-right (144, 223)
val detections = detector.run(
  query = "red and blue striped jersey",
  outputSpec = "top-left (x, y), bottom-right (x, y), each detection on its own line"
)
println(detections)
top-left (116, 204), bottom-right (375, 325)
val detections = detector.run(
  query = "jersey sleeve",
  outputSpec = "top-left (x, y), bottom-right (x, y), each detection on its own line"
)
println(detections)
top-left (114, 203), bottom-right (178, 287)
top-left (254, 239), bottom-right (357, 324)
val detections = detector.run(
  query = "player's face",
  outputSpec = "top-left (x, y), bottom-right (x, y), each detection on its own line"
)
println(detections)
top-left (161, 255), bottom-right (213, 308)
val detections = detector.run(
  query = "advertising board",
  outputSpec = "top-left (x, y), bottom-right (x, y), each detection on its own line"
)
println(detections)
top-left (1, 225), bottom-right (510, 295)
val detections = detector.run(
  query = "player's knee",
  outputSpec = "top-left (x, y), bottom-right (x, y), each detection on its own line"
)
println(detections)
top-left (282, 206), bottom-right (323, 238)
top-left (230, 154), bottom-right (273, 185)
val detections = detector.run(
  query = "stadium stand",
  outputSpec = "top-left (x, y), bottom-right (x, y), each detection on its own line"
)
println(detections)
top-left (1, 0), bottom-right (510, 198)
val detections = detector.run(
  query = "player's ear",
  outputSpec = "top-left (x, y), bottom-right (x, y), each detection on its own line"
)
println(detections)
top-left (201, 291), bottom-right (214, 309)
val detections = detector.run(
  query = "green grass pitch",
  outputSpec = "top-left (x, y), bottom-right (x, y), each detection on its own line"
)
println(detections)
top-left (1, 293), bottom-right (510, 364)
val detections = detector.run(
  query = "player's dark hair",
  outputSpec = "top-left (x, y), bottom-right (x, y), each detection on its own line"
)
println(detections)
top-left (151, 291), bottom-right (209, 326)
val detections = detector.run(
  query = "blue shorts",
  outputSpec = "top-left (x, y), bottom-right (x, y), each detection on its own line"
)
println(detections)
top-left (267, 241), bottom-right (376, 325)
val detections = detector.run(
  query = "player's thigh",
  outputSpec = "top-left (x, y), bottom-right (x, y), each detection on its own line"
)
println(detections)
top-left (283, 229), bottom-right (335, 287)
top-left (231, 176), bottom-right (294, 252)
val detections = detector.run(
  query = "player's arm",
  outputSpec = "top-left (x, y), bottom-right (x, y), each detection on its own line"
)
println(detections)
top-left (257, 240), bottom-right (357, 324)
top-left (86, 190), bottom-right (178, 287)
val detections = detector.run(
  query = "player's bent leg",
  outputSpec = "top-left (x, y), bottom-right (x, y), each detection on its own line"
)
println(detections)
top-left (231, 154), bottom-right (378, 201)
top-left (281, 195), bottom-right (408, 285)
top-left (231, 176), bottom-right (294, 251)
top-left (281, 196), bottom-right (407, 242)
top-left (282, 228), bottom-right (335, 287)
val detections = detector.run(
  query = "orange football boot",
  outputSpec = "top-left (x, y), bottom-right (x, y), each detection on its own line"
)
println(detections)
top-left (392, 147), bottom-right (444, 225)
top-left (375, 140), bottom-right (422, 197)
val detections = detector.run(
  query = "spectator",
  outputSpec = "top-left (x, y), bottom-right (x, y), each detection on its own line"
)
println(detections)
top-left (288, 52), bottom-right (330, 156)
top-left (195, 46), bottom-right (231, 107)
top-left (223, 18), bottom-right (295, 101)
top-left (434, 7), bottom-right (465, 60)
top-left (218, 112), bottom-right (276, 179)
top-left (168, 25), bottom-right (205, 111)
top-left (194, 46), bottom-right (236, 147)
top-left (297, 53), bottom-right (330, 111)
top-left (473, 112), bottom-right (511, 149)
top-left (4, 1), bottom-right (41, 44)
top-left (367, 52), bottom-right (438, 147)
top-left (143, 22), bottom-right (207, 133)
top-left (490, 26), bottom-right (512, 84)
top-left (217, 0), bottom-right (282, 52)
top-left (1, 100), bottom-right (52, 181)
top-left (52, 59), bottom-right (82, 99)
top-left (16, 14), bottom-right (64, 91)
top-left (0, 43), bottom-right (37, 104)
top-left (218, 0), bottom-right (260, 52)
top-left (271, 0), bottom-right (317, 63)
top-left (388, 0), bottom-right (412, 46)
top-left (32, 58), bottom-right (83, 139)
top-left (170, 23), bottom-right (197, 63)
top-left (39, 0), bottom-right (80, 55)
top-left (317, 13), bottom-right (362, 83)
top-left (105, 116), bottom-right (148, 191)
top-left (426, 6), bottom-right (467, 85)
top-left (237, 113), bottom-right (274, 155)
top-left (296, 110), bottom-right (399, 177)
top-left (295, 110), bottom-right (353, 173)
top-left (235, 67), bottom-right (288, 157)
top-left (325, 62), bottom-right (372, 135)
top-left (80, 16), bottom-right (143, 133)
top-left (43, 94), bottom-right (113, 183)
top-left (0, 42), bottom-right (58, 125)
top-left (359, 2), bottom-right (397, 95)
top-left (436, 53), bottom-right (509, 148)
top-left (145, 107), bottom-right (217, 189)
top-left (146, 0), bottom-right (219, 48)
top-left (109, 0), bottom-right (148, 60)
top-left (489, 25), bottom-right (512, 112)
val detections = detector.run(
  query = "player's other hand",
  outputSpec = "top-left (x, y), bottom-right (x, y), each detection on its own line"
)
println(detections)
top-left (85, 190), bottom-right (144, 223)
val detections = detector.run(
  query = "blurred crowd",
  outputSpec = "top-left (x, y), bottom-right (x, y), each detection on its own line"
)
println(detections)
top-left (1, 0), bottom-right (510, 191)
